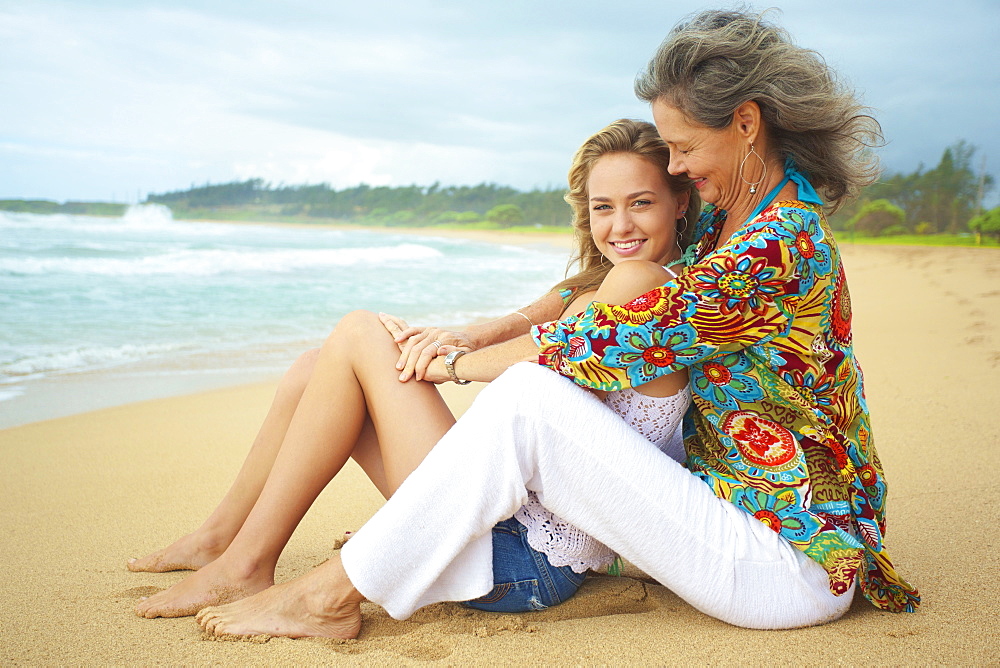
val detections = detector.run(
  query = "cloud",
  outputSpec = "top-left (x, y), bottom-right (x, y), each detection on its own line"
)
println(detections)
top-left (1, 0), bottom-right (998, 202)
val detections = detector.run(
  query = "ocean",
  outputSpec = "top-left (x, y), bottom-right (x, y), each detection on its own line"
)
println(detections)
top-left (0, 206), bottom-right (568, 428)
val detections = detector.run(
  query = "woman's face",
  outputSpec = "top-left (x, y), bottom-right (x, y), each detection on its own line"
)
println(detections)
top-left (587, 152), bottom-right (688, 266)
top-left (651, 100), bottom-right (745, 211)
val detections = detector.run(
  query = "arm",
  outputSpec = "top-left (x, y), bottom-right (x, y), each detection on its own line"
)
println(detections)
top-left (463, 290), bottom-right (566, 349)
top-left (418, 289), bottom-right (597, 385)
top-left (423, 334), bottom-right (540, 384)
top-left (535, 212), bottom-right (818, 391)
top-left (385, 289), bottom-right (569, 381)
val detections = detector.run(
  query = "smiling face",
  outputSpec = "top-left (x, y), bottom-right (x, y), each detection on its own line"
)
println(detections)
top-left (587, 152), bottom-right (688, 266)
top-left (651, 100), bottom-right (747, 212)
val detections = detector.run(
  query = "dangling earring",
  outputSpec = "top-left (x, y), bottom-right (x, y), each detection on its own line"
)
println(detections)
top-left (599, 255), bottom-right (608, 267)
top-left (673, 213), bottom-right (689, 263)
top-left (739, 143), bottom-right (767, 194)
top-left (674, 237), bottom-right (685, 258)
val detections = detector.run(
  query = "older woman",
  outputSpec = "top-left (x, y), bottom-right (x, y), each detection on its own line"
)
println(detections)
top-left (196, 9), bottom-right (918, 638)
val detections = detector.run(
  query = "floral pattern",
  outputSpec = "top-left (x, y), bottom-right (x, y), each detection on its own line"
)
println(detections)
top-left (692, 352), bottom-right (763, 410)
top-left (603, 323), bottom-right (707, 387)
top-left (689, 255), bottom-right (785, 316)
top-left (533, 200), bottom-right (919, 613)
top-left (732, 487), bottom-right (821, 541)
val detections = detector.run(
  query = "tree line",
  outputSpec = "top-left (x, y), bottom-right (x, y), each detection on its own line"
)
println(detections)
top-left (0, 200), bottom-right (127, 216)
top-left (143, 140), bottom-right (995, 238)
top-left (2, 140), bottom-right (995, 239)
top-left (832, 141), bottom-right (998, 241)
top-left (145, 180), bottom-right (572, 228)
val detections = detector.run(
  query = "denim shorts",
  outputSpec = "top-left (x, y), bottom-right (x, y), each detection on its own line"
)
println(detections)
top-left (461, 517), bottom-right (587, 612)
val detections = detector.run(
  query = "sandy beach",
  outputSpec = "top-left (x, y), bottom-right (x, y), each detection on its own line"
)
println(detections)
top-left (1, 235), bottom-right (998, 665)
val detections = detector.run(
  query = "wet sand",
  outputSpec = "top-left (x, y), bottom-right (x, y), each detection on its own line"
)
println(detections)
top-left (1, 239), bottom-right (998, 664)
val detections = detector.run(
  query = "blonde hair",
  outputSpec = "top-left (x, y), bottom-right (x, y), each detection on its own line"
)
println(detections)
top-left (553, 119), bottom-right (700, 294)
top-left (634, 8), bottom-right (882, 213)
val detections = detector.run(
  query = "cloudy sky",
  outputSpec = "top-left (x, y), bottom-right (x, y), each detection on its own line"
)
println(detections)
top-left (2, 0), bottom-right (998, 203)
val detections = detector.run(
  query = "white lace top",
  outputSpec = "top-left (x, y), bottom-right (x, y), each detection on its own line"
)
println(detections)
top-left (513, 384), bottom-right (691, 573)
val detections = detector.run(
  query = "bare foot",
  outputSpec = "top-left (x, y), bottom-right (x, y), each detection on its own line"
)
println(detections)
top-left (196, 554), bottom-right (364, 639)
top-left (135, 555), bottom-right (273, 619)
top-left (127, 530), bottom-right (228, 573)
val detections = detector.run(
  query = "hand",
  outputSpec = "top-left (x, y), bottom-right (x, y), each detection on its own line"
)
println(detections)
top-left (378, 312), bottom-right (474, 382)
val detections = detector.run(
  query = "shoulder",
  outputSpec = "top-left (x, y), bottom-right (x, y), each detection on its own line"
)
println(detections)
top-left (755, 200), bottom-right (824, 227)
top-left (745, 200), bottom-right (831, 248)
top-left (694, 204), bottom-right (726, 238)
top-left (751, 201), bottom-right (838, 283)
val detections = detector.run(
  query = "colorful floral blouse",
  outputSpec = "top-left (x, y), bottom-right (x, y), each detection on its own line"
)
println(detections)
top-left (533, 200), bottom-right (920, 613)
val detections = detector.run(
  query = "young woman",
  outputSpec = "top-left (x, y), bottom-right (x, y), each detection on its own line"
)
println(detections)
top-left (131, 118), bottom-right (699, 619)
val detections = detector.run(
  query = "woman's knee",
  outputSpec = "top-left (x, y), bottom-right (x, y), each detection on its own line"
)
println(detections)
top-left (324, 310), bottom-right (382, 348)
top-left (595, 261), bottom-right (671, 305)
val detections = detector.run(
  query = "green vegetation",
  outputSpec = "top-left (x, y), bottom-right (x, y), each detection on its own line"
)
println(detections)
top-left (0, 199), bottom-right (127, 216)
top-left (833, 231), bottom-right (997, 247)
top-left (846, 199), bottom-right (906, 237)
top-left (830, 141), bottom-right (995, 245)
top-left (1, 140), bottom-right (995, 247)
top-left (968, 207), bottom-right (1000, 244)
top-left (144, 179), bottom-right (571, 228)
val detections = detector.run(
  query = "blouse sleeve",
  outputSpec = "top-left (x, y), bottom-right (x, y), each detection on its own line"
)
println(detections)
top-left (558, 287), bottom-right (578, 309)
top-left (532, 217), bottom-right (806, 390)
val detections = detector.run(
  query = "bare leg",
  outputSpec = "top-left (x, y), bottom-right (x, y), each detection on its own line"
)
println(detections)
top-left (135, 311), bottom-right (456, 617)
top-left (128, 348), bottom-right (322, 572)
top-left (195, 262), bottom-right (693, 638)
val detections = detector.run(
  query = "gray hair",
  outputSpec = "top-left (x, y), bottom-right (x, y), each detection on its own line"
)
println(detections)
top-left (635, 8), bottom-right (881, 212)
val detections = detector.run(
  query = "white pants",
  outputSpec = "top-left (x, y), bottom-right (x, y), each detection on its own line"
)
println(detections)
top-left (341, 363), bottom-right (854, 629)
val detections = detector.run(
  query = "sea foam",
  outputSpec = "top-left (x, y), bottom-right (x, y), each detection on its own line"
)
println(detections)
top-left (1, 210), bottom-right (567, 425)
top-left (0, 243), bottom-right (443, 277)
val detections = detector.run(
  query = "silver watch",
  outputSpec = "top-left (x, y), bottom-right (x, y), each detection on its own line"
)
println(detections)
top-left (444, 350), bottom-right (471, 385)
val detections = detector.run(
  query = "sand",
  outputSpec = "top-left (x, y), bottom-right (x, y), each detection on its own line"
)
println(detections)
top-left (1, 238), bottom-right (998, 665)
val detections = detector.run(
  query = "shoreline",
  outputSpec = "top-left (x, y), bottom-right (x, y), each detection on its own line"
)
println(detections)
top-left (193, 216), bottom-right (576, 252)
top-left (1, 221), bottom-right (572, 430)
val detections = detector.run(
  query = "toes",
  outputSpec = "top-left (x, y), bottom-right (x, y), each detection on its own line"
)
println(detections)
top-left (200, 610), bottom-right (222, 634)
top-left (195, 607), bottom-right (212, 626)
top-left (135, 593), bottom-right (170, 619)
top-left (127, 556), bottom-right (159, 572)
top-left (196, 607), bottom-right (217, 629)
